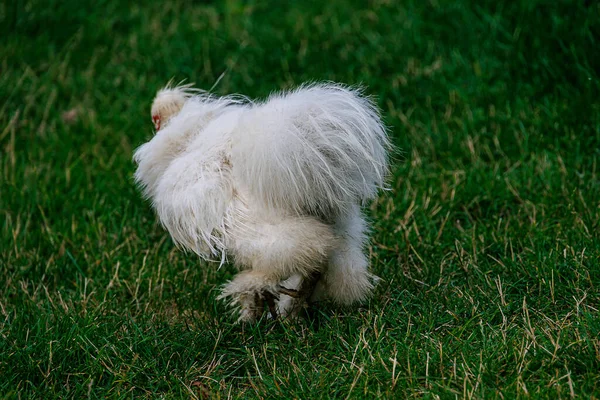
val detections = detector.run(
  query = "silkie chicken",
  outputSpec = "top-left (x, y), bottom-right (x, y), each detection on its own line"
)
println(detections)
top-left (133, 82), bottom-right (390, 322)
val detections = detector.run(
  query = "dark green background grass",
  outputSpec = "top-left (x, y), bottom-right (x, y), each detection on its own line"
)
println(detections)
top-left (1, 0), bottom-right (599, 398)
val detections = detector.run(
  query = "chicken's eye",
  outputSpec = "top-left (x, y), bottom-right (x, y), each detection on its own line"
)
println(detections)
top-left (152, 115), bottom-right (161, 130)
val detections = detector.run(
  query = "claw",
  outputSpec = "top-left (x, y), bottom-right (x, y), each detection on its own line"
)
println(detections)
top-left (221, 270), bottom-right (323, 322)
top-left (253, 292), bottom-right (264, 316)
top-left (262, 291), bottom-right (278, 320)
top-left (276, 271), bottom-right (323, 318)
top-left (278, 285), bottom-right (300, 298)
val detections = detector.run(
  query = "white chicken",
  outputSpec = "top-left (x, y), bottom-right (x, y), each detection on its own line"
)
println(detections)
top-left (133, 82), bottom-right (389, 322)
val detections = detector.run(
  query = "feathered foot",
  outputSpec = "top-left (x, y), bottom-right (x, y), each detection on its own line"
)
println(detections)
top-left (219, 270), bottom-right (323, 322)
top-left (218, 270), bottom-right (281, 322)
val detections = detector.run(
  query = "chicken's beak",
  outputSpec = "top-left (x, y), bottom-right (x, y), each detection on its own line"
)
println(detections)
top-left (152, 115), bottom-right (161, 130)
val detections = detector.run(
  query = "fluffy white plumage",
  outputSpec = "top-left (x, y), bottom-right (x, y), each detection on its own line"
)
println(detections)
top-left (134, 82), bottom-right (390, 321)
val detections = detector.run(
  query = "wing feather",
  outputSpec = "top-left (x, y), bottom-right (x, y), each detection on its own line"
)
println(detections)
top-left (152, 150), bottom-right (233, 258)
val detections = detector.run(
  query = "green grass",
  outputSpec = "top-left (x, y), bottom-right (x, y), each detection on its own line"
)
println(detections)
top-left (1, 0), bottom-right (600, 398)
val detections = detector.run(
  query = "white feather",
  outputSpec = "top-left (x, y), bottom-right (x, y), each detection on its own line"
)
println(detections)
top-left (231, 83), bottom-right (389, 217)
top-left (133, 82), bottom-right (390, 318)
top-left (134, 94), bottom-right (243, 257)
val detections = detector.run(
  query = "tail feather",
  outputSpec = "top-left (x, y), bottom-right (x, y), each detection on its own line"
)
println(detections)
top-left (230, 83), bottom-right (389, 217)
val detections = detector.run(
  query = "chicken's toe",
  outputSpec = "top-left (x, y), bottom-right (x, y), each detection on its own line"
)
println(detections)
top-left (218, 270), bottom-right (281, 322)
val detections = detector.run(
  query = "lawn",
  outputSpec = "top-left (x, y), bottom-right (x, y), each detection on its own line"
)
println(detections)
top-left (1, 0), bottom-right (599, 398)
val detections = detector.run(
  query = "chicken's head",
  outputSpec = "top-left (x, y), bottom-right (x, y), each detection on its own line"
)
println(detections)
top-left (150, 84), bottom-right (194, 131)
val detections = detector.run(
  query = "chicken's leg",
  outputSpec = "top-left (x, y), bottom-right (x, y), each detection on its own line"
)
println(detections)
top-left (221, 205), bottom-right (335, 322)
